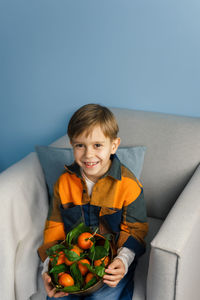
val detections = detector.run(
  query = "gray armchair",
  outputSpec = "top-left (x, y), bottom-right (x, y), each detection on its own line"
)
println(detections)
top-left (113, 108), bottom-right (200, 300)
top-left (1, 108), bottom-right (200, 300)
top-left (134, 166), bottom-right (200, 300)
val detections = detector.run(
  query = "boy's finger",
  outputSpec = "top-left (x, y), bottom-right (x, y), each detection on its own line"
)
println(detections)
top-left (54, 291), bottom-right (69, 298)
top-left (103, 278), bottom-right (120, 287)
top-left (103, 273), bottom-right (123, 281)
top-left (48, 287), bottom-right (57, 298)
top-left (105, 267), bottom-right (120, 275)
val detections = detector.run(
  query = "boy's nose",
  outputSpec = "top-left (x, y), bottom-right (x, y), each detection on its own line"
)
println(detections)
top-left (85, 147), bottom-right (93, 158)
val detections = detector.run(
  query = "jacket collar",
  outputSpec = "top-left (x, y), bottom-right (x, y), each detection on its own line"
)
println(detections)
top-left (64, 154), bottom-right (121, 181)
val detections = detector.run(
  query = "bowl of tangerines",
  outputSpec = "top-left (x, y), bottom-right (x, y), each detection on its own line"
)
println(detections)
top-left (47, 222), bottom-right (113, 296)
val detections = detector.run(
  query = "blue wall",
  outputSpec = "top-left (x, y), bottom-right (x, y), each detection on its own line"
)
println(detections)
top-left (1, 0), bottom-right (200, 172)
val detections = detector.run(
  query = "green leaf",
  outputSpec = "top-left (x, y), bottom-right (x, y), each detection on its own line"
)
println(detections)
top-left (49, 255), bottom-right (58, 266)
top-left (64, 249), bottom-right (80, 262)
top-left (101, 233), bottom-right (113, 241)
top-left (95, 265), bottom-right (106, 277)
top-left (58, 285), bottom-right (81, 292)
top-left (104, 239), bottom-right (110, 254)
top-left (52, 273), bottom-right (59, 284)
top-left (88, 246), bottom-right (107, 260)
top-left (95, 246), bottom-right (108, 260)
top-left (80, 263), bottom-right (105, 278)
top-left (46, 244), bottom-right (65, 256)
top-left (79, 252), bottom-right (87, 260)
top-left (89, 243), bottom-right (96, 262)
top-left (70, 263), bottom-right (84, 286)
top-left (83, 276), bottom-right (98, 290)
top-left (49, 263), bottom-right (68, 274)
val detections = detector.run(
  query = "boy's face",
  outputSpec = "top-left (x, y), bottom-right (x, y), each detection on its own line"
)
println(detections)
top-left (71, 125), bottom-right (120, 182)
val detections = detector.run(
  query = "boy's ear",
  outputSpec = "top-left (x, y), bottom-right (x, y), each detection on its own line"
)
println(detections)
top-left (111, 137), bottom-right (121, 154)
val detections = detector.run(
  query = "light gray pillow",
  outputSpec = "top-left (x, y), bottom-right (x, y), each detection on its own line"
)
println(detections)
top-left (35, 145), bottom-right (146, 199)
top-left (117, 146), bottom-right (146, 179)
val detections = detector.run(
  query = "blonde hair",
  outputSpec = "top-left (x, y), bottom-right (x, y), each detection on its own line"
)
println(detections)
top-left (67, 104), bottom-right (119, 141)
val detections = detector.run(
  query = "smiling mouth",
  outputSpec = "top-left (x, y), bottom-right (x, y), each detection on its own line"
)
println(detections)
top-left (84, 162), bottom-right (99, 167)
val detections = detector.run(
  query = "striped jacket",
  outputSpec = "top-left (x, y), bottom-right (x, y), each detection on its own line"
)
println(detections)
top-left (38, 155), bottom-right (148, 262)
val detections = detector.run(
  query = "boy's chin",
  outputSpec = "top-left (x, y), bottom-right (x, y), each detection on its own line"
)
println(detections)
top-left (83, 169), bottom-right (99, 177)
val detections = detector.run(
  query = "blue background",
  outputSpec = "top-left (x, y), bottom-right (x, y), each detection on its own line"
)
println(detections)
top-left (1, 0), bottom-right (200, 172)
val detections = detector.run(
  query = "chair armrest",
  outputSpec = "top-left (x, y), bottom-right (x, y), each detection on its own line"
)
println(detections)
top-left (147, 164), bottom-right (200, 300)
top-left (0, 153), bottom-right (49, 300)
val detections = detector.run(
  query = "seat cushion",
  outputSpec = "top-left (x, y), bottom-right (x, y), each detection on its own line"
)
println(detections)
top-left (133, 217), bottom-right (163, 300)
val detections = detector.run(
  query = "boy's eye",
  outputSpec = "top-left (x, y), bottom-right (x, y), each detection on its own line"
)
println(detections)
top-left (75, 144), bottom-right (84, 148)
top-left (94, 144), bottom-right (102, 148)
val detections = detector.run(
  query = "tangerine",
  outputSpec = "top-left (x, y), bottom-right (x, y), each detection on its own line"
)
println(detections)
top-left (73, 244), bottom-right (83, 253)
top-left (65, 247), bottom-right (80, 266)
top-left (85, 272), bottom-right (95, 284)
top-left (94, 256), bottom-right (109, 267)
top-left (50, 251), bottom-right (65, 265)
top-left (58, 273), bottom-right (74, 287)
top-left (77, 232), bottom-right (93, 250)
top-left (56, 253), bottom-right (65, 265)
top-left (78, 259), bottom-right (90, 276)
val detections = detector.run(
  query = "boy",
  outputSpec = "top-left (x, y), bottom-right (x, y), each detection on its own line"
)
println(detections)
top-left (38, 104), bottom-right (148, 300)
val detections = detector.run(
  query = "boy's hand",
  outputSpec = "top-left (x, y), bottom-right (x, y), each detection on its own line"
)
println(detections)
top-left (42, 272), bottom-right (69, 298)
top-left (103, 258), bottom-right (125, 287)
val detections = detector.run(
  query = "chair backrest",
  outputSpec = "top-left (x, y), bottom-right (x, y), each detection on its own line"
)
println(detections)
top-left (52, 107), bottom-right (200, 220)
top-left (111, 108), bottom-right (200, 219)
